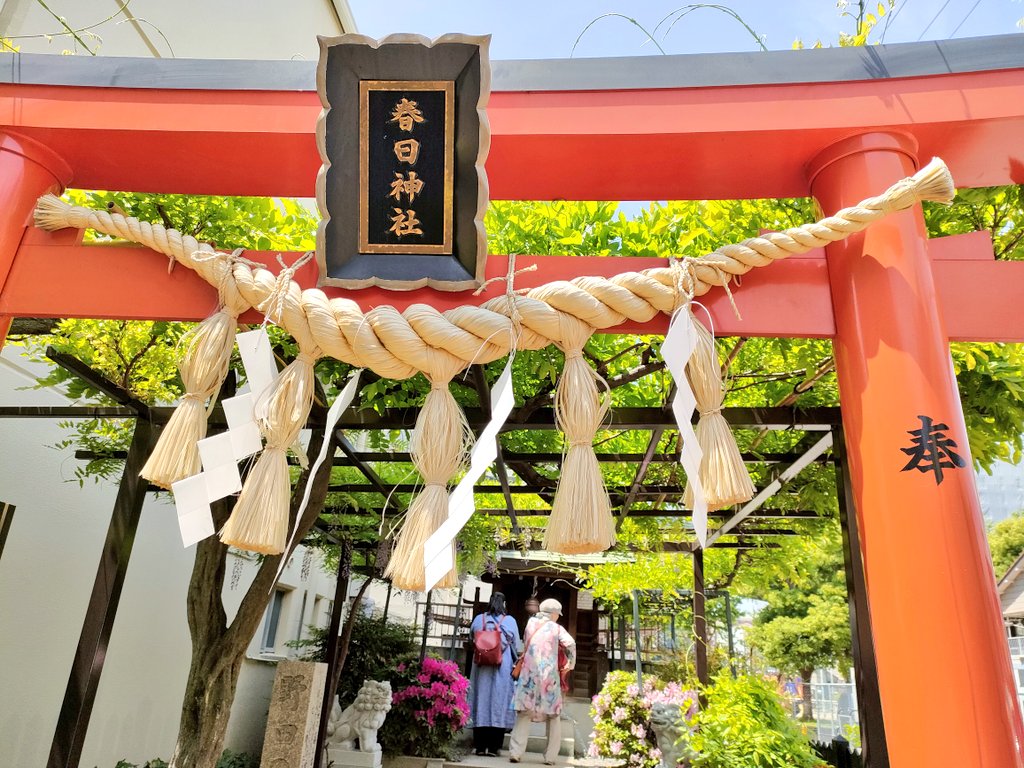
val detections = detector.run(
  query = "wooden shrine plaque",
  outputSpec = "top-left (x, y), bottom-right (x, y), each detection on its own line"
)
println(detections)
top-left (316, 33), bottom-right (490, 291)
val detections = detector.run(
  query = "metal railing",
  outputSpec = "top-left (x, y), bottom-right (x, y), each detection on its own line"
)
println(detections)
top-left (809, 682), bottom-right (860, 745)
top-left (413, 599), bottom-right (472, 658)
top-left (1007, 632), bottom-right (1024, 717)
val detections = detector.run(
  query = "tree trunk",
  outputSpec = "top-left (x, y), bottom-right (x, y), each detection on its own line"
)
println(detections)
top-left (800, 667), bottom-right (815, 722)
top-left (169, 426), bottom-right (336, 768)
top-left (330, 577), bottom-right (374, 698)
top-left (170, 648), bottom-right (244, 767)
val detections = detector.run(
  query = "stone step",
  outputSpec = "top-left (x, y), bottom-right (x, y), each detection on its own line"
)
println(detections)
top-left (502, 718), bottom-right (574, 758)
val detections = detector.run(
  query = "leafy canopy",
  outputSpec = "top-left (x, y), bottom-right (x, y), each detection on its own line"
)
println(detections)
top-left (989, 511), bottom-right (1024, 578)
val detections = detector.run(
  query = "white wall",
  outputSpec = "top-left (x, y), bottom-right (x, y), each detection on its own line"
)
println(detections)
top-left (0, 0), bottom-right (356, 60)
top-left (0, 347), bottom-right (340, 767)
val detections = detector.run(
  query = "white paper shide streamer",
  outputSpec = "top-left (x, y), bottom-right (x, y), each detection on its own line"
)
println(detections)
top-left (660, 309), bottom-right (709, 548)
top-left (171, 328), bottom-right (278, 546)
top-left (422, 361), bottom-right (515, 591)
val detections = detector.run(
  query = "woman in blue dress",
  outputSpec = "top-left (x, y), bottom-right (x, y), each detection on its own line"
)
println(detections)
top-left (468, 592), bottom-right (520, 756)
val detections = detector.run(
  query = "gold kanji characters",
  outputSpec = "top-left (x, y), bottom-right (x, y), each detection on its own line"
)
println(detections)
top-left (389, 208), bottom-right (423, 238)
top-left (388, 171), bottom-right (425, 204)
top-left (390, 98), bottom-right (425, 131)
top-left (393, 138), bottom-right (420, 165)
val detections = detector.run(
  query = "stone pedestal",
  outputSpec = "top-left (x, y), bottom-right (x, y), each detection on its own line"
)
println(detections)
top-left (326, 747), bottom-right (383, 768)
top-left (260, 660), bottom-right (328, 768)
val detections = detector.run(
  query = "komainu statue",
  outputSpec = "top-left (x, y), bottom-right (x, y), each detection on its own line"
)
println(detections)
top-left (649, 702), bottom-right (691, 768)
top-left (326, 679), bottom-right (393, 752)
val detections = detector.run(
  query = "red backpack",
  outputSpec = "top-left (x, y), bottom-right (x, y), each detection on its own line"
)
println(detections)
top-left (473, 616), bottom-right (503, 666)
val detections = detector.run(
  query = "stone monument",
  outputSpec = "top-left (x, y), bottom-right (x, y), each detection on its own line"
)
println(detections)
top-left (325, 679), bottom-right (393, 768)
top-left (260, 660), bottom-right (328, 768)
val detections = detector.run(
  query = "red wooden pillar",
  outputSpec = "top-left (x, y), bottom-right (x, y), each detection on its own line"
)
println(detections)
top-left (809, 133), bottom-right (1024, 767)
top-left (0, 131), bottom-right (71, 349)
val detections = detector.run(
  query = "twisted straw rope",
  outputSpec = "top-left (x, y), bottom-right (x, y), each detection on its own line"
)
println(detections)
top-left (34, 159), bottom-right (953, 380)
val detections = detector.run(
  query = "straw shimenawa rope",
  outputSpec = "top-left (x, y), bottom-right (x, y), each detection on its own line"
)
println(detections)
top-left (35, 159), bottom-right (954, 381)
top-left (34, 158), bottom-right (955, 568)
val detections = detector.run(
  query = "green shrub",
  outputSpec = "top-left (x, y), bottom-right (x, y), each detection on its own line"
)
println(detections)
top-left (588, 671), bottom-right (698, 768)
top-left (690, 673), bottom-right (821, 768)
top-left (107, 750), bottom-right (255, 768)
top-left (217, 749), bottom-right (258, 768)
top-left (290, 613), bottom-right (418, 707)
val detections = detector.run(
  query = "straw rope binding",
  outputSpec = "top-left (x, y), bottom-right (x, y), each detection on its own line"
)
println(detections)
top-left (33, 158), bottom-right (955, 568)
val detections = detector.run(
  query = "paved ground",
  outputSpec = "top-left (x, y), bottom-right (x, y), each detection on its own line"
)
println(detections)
top-left (448, 756), bottom-right (620, 768)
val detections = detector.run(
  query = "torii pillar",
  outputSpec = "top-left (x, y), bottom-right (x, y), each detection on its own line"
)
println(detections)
top-left (810, 132), bottom-right (1024, 767)
top-left (0, 131), bottom-right (71, 348)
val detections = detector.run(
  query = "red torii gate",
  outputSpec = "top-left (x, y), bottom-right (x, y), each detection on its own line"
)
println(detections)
top-left (2, 35), bottom-right (1024, 768)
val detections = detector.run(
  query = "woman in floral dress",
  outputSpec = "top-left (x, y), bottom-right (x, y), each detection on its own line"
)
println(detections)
top-left (510, 598), bottom-right (576, 765)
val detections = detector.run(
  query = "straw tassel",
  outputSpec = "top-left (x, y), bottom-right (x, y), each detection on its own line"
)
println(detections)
top-left (140, 307), bottom-right (238, 488)
top-left (544, 318), bottom-right (616, 555)
top-left (220, 350), bottom-right (319, 554)
top-left (385, 370), bottom-right (471, 591)
top-left (683, 316), bottom-right (755, 510)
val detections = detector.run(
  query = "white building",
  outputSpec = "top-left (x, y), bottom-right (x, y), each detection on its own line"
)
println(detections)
top-left (0, 344), bottom-right (345, 764)
top-left (0, 0), bottom-right (357, 61)
top-left (0, 2), bottom-right (367, 765)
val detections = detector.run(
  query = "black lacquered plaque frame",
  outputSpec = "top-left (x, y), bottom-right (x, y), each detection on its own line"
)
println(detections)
top-left (316, 33), bottom-right (490, 292)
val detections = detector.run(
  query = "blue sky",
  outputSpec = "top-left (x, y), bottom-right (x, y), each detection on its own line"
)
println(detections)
top-left (348, 0), bottom-right (1021, 59)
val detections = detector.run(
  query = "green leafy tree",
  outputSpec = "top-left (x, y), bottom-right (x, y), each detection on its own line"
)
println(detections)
top-left (745, 544), bottom-right (852, 721)
top-left (989, 511), bottom-right (1024, 577)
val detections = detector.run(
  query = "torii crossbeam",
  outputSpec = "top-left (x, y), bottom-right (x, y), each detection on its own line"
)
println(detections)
top-left (2, 35), bottom-right (1024, 768)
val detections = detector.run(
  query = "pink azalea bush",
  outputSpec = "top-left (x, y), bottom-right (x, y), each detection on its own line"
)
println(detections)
top-left (379, 656), bottom-right (470, 758)
top-left (588, 672), bottom-right (698, 768)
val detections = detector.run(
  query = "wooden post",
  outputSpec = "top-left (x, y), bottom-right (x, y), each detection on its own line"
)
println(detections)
top-left (693, 548), bottom-right (708, 687)
top-left (631, 589), bottom-right (643, 688)
top-left (834, 425), bottom-right (890, 767)
top-left (313, 539), bottom-right (351, 768)
top-left (618, 614), bottom-right (627, 674)
top-left (810, 132), bottom-right (1024, 767)
top-left (608, 609), bottom-right (616, 671)
top-left (47, 418), bottom-right (157, 768)
top-left (419, 590), bottom-right (433, 662)
top-left (0, 501), bottom-right (14, 560)
top-left (723, 592), bottom-right (736, 678)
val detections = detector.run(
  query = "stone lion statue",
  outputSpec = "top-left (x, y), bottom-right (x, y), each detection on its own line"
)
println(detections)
top-left (326, 680), bottom-right (393, 753)
top-left (649, 702), bottom-right (691, 768)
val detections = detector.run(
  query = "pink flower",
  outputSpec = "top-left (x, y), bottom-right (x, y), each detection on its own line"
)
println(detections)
top-left (630, 723), bottom-right (646, 739)
top-left (650, 748), bottom-right (662, 760)
top-left (626, 684), bottom-right (640, 697)
top-left (629, 754), bottom-right (642, 765)
top-left (612, 707), bottom-right (627, 723)
top-left (587, 743), bottom-right (600, 758)
top-left (610, 741), bottom-right (624, 755)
